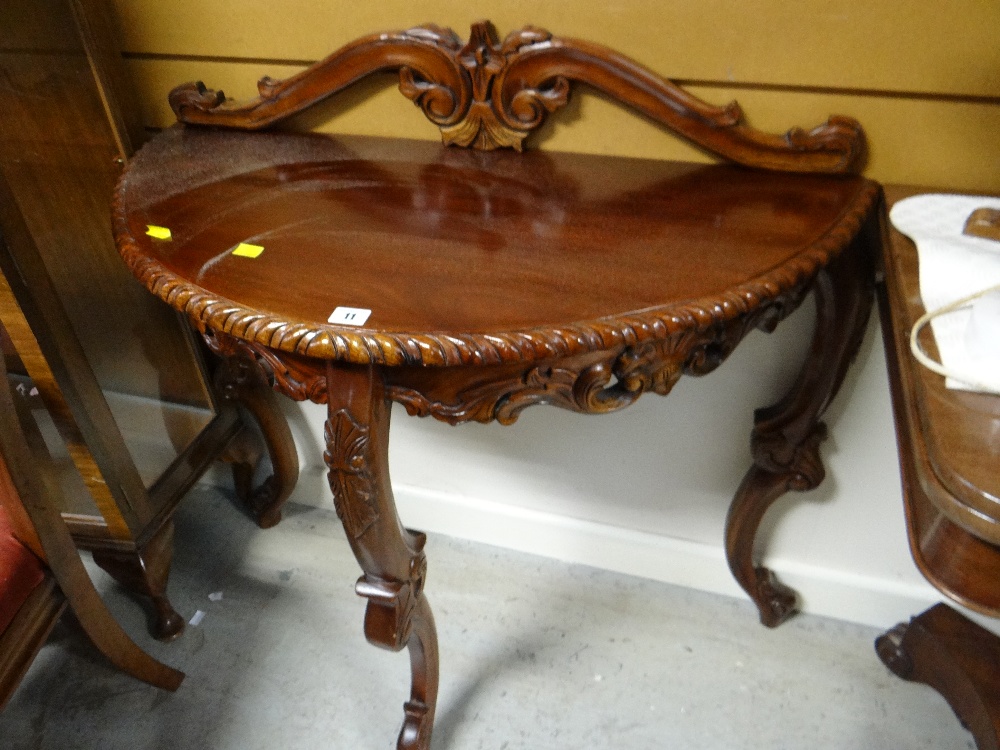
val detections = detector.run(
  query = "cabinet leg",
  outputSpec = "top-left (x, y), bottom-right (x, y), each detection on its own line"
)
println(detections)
top-left (92, 519), bottom-right (184, 641)
top-left (325, 363), bottom-right (438, 750)
top-left (876, 604), bottom-right (1000, 750)
top-left (726, 222), bottom-right (876, 627)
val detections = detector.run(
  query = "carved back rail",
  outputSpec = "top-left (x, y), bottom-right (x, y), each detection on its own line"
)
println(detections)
top-left (169, 21), bottom-right (865, 173)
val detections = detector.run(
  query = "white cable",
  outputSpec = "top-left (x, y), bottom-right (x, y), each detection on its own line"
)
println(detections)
top-left (909, 282), bottom-right (1000, 394)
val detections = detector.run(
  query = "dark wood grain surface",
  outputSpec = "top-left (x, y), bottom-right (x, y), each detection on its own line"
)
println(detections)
top-left (118, 127), bottom-right (876, 364)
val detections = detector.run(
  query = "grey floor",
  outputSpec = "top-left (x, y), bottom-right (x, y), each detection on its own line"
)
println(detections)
top-left (2, 486), bottom-right (973, 750)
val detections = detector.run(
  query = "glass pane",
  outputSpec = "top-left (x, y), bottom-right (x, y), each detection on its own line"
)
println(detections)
top-left (0, 0), bottom-right (216, 488)
top-left (7, 373), bottom-right (103, 518)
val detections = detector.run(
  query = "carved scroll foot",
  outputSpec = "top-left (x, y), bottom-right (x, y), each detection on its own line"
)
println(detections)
top-left (875, 604), bottom-right (1000, 750)
top-left (211, 337), bottom-right (300, 529)
top-left (325, 363), bottom-right (439, 750)
top-left (725, 441), bottom-right (822, 628)
top-left (92, 520), bottom-right (184, 641)
top-left (726, 217), bottom-right (877, 627)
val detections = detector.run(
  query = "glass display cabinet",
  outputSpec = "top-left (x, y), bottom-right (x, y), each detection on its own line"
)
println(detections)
top-left (0, 0), bottom-right (298, 640)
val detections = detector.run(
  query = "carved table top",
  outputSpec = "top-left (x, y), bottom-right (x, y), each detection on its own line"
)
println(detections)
top-left (115, 127), bottom-right (878, 375)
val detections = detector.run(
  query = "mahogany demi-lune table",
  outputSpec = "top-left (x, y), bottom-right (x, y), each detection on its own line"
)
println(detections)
top-left (113, 22), bottom-right (882, 749)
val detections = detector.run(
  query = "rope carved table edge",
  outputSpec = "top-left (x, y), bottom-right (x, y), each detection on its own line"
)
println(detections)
top-left (112, 181), bottom-right (881, 370)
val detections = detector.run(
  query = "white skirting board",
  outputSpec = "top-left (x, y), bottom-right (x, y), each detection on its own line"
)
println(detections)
top-left (278, 466), bottom-right (946, 632)
top-left (390, 483), bottom-right (944, 631)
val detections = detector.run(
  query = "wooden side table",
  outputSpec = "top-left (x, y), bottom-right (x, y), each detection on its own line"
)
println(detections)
top-left (875, 187), bottom-right (1000, 749)
top-left (113, 22), bottom-right (882, 749)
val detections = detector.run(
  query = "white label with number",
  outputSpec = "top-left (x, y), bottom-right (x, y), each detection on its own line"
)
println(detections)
top-left (328, 306), bottom-right (372, 326)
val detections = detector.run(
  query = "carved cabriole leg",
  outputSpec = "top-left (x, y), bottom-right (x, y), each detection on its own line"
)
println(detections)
top-left (726, 230), bottom-right (875, 627)
top-left (211, 336), bottom-right (300, 529)
top-left (91, 520), bottom-right (184, 641)
top-left (875, 604), bottom-right (1000, 750)
top-left (325, 362), bottom-right (438, 750)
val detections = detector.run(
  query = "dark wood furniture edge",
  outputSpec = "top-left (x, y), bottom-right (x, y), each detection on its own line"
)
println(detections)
top-left (1, 176), bottom-right (247, 641)
top-left (0, 197), bottom-right (153, 527)
top-left (876, 604), bottom-right (1000, 750)
top-left (168, 21), bottom-right (864, 173)
top-left (3, 0), bottom-right (301, 639)
top-left (0, 349), bottom-right (183, 696)
top-left (877, 187), bottom-right (1000, 616)
top-left (114, 174), bottom-right (881, 370)
top-left (66, 0), bottom-right (147, 159)
top-left (0, 200), bottom-right (193, 641)
top-left (875, 189), bottom-right (1000, 750)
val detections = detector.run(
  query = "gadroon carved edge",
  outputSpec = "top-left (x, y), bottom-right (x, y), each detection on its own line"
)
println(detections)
top-left (112, 177), bottom-right (882, 369)
top-left (167, 20), bottom-right (866, 173)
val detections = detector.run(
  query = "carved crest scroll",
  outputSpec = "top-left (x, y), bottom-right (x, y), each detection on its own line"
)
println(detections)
top-left (168, 21), bottom-right (865, 172)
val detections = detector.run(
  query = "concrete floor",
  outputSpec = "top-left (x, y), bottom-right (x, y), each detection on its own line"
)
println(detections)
top-left (2, 486), bottom-right (973, 749)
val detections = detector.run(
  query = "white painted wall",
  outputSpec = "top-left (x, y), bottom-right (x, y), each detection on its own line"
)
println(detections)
top-left (271, 295), bottom-right (979, 632)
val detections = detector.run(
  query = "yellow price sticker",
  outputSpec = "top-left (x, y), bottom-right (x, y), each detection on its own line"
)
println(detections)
top-left (146, 225), bottom-right (172, 240)
top-left (231, 242), bottom-right (265, 258)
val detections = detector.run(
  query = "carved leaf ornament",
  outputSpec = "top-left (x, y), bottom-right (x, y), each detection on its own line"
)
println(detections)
top-left (324, 409), bottom-right (378, 538)
top-left (387, 300), bottom-right (804, 426)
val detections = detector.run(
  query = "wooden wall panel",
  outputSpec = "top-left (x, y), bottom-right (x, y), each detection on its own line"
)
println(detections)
top-left (111, 0), bottom-right (1000, 96)
top-left (126, 58), bottom-right (1000, 192)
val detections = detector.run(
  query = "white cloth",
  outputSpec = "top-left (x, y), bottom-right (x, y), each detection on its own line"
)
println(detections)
top-left (889, 194), bottom-right (1000, 394)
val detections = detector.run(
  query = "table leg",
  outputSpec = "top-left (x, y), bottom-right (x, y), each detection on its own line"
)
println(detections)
top-left (876, 604), bottom-right (1000, 750)
top-left (325, 363), bottom-right (439, 750)
top-left (726, 230), bottom-right (875, 627)
top-left (214, 346), bottom-right (300, 529)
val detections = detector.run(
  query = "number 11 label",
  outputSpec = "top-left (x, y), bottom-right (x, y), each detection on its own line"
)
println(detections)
top-left (328, 306), bottom-right (372, 326)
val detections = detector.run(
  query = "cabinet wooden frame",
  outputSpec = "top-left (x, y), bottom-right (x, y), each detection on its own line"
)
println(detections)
top-left (0, 0), bottom-right (299, 640)
top-left (0, 310), bottom-right (183, 707)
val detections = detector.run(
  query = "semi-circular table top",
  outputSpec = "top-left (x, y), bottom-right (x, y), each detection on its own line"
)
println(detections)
top-left (114, 126), bottom-right (879, 367)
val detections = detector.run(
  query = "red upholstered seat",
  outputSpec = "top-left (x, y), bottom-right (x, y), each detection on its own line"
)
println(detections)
top-left (0, 503), bottom-right (45, 634)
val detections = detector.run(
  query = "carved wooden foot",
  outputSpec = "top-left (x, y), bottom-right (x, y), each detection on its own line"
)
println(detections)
top-left (92, 520), bottom-right (185, 641)
top-left (211, 334), bottom-right (300, 529)
top-left (876, 604), bottom-right (1000, 750)
top-left (726, 218), bottom-right (877, 627)
top-left (325, 363), bottom-right (439, 750)
top-left (726, 460), bottom-right (817, 627)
